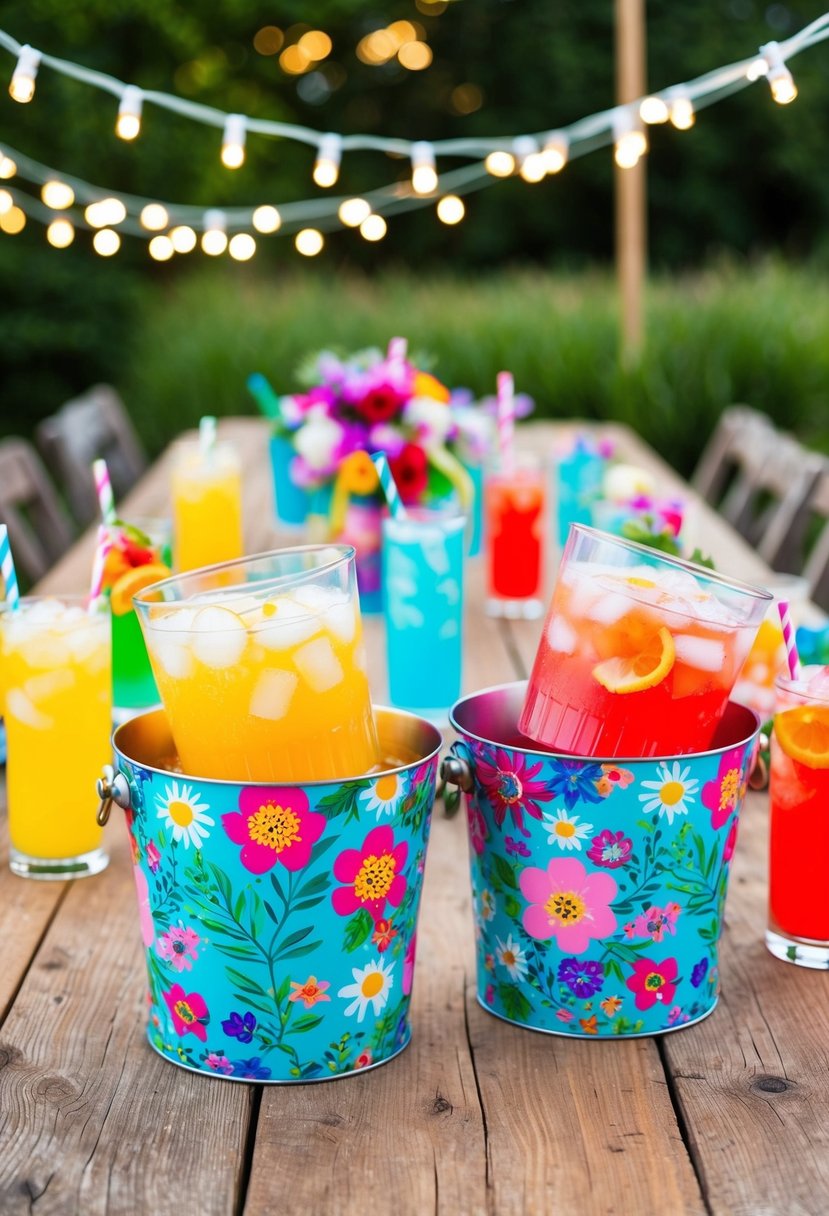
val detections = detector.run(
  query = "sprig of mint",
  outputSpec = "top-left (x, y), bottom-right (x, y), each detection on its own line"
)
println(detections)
top-left (619, 521), bottom-right (716, 570)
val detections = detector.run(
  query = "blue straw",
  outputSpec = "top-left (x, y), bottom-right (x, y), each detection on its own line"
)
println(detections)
top-left (370, 452), bottom-right (408, 520)
top-left (0, 523), bottom-right (20, 611)
top-left (246, 373), bottom-right (284, 422)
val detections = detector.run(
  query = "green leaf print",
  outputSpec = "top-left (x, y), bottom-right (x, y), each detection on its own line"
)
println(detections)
top-left (504, 895), bottom-right (522, 919)
top-left (315, 782), bottom-right (367, 822)
top-left (492, 854), bottom-right (519, 892)
top-left (343, 907), bottom-right (374, 953)
top-left (498, 982), bottom-right (533, 1023)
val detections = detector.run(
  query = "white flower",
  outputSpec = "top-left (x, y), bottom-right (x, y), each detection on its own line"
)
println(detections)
top-left (155, 781), bottom-right (214, 849)
top-left (403, 396), bottom-right (452, 444)
top-left (542, 808), bottom-right (593, 851)
top-left (359, 771), bottom-right (405, 820)
top-left (480, 888), bottom-right (497, 921)
top-left (495, 934), bottom-right (529, 981)
top-left (338, 959), bottom-right (395, 1022)
top-left (603, 462), bottom-right (657, 503)
top-left (293, 411), bottom-right (343, 471)
top-left (638, 761), bottom-right (700, 825)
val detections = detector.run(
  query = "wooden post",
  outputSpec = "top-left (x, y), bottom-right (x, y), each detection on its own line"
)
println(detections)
top-left (615, 0), bottom-right (647, 362)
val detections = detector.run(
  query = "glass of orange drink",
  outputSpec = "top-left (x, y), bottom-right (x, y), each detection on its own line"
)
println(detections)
top-left (171, 437), bottom-right (244, 572)
top-left (519, 524), bottom-right (772, 758)
top-left (134, 545), bottom-right (380, 782)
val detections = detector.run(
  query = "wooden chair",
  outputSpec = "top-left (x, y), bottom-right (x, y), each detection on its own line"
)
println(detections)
top-left (36, 385), bottom-right (147, 526)
top-left (0, 438), bottom-right (76, 587)
top-left (788, 463), bottom-right (829, 611)
top-left (691, 404), bottom-right (774, 505)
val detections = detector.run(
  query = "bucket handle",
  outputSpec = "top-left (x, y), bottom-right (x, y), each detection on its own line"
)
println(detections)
top-left (96, 764), bottom-right (132, 826)
top-left (438, 742), bottom-right (474, 818)
top-left (748, 729), bottom-right (770, 792)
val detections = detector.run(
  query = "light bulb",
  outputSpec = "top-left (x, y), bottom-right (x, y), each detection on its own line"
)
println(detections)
top-left (436, 195), bottom-right (464, 225)
top-left (202, 210), bottom-right (227, 255)
top-left (542, 133), bottom-right (569, 174)
top-left (221, 114), bottom-right (246, 169)
top-left (41, 180), bottom-right (75, 210)
top-left (0, 206), bottom-right (25, 234)
top-left (140, 203), bottom-right (169, 231)
top-left (640, 95), bottom-right (669, 124)
top-left (148, 235), bottom-right (174, 261)
top-left (485, 151), bottom-right (515, 177)
top-left (252, 205), bottom-right (281, 233)
top-left (170, 225), bottom-right (197, 253)
top-left (313, 134), bottom-right (341, 187)
top-left (93, 229), bottom-right (121, 257)
top-left (359, 214), bottom-right (387, 241)
top-left (669, 92), bottom-right (695, 130)
top-left (338, 198), bottom-right (371, 227)
top-left (47, 218), bottom-right (74, 248)
top-left (295, 228), bottom-right (324, 256)
top-left (411, 141), bottom-right (438, 194)
top-left (9, 45), bottom-right (40, 104)
top-left (116, 86), bottom-right (143, 140)
top-left (613, 110), bottom-right (647, 169)
top-left (0, 189), bottom-right (11, 214)
top-left (229, 233), bottom-right (256, 261)
top-left (760, 41), bottom-right (798, 105)
top-left (0, 155), bottom-right (17, 179)
top-left (85, 197), bottom-right (127, 227)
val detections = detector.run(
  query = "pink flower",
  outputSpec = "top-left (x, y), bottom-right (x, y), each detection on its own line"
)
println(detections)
top-left (288, 976), bottom-right (331, 1008)
top-left (627, 903), bottom-right (681, 943)
top-left (146, 841), bottom-right (161, 874)
top-left (353, 1048), bottom-right (374, 1070)
top-left (467, 804), bottom-right (487, 855)
top-left (403, 934), bottom-right (417, 996)
top-left (332, 825), bottom-right (408, 920)
top-left (156, 924), bottom-right (201, 971)
top-left (625, 957), bottom-right (679, 1011)
top-left (587, 829), bottom-right (633, 869)
top-left (484, 984), bottom-right (495, 1006)
top-left (163, 983), bottom-right (210, 1041)
top-left (556, 1008), bottom-right (574, 1023)
top-left (702, 747), bottom-right (747, 831)
top-left (133, 865), bottom-right (154, 948)
top-left (600, 764), bottom-right (634, 789)
top-left (205, 1053), bottom-right (233, 1075)
top-left (223, 787), bottom-right (326, 874)
top-left (723, 816), bottom-right (739, 862)
top-left (520, 857), bottom-right (618, 953)
top-left (475, 746), bottom-right (555, 837)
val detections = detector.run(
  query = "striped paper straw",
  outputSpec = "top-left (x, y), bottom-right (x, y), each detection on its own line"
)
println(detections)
top-left (92, 458), bottom-right (116, 524)
top-left (496, 371), bottom-right (515, 475)
top-left (370, 451), bottom-right (408, 521)
top-left (0, 523), bottom-right (20, 612)
top-left (88, 525), bottom-right (113, 607)
top-left (199, 415), bottom-right (218, 457)
top-left (387, 336), bottom-right (407, 364)
top-left (777, 599), bottom-right (802, 681)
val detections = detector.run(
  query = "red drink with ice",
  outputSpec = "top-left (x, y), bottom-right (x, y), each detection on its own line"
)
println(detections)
top-left (519, 525), bottom-right (771, 758)
top-left (485, 461), bottom-right (546, 618)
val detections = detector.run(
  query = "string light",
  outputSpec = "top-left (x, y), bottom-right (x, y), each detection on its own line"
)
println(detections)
top-left (613, 109), bottom-right (647, 169)
top-left (411, 141), bottom-right (438, 194)
top-left (0, 188), bottom-right (10, 213)
top-left (338, 197), bottom-right (371, 227)
top-left (46, 217), bottom-right (74, 247)
top-left (221, 114), bottom-right (246, 169)
top-left (0, 154), bottom-right (16, 179)
top-left (140, 203), bottom-right (169, 231)
top-left (668, 89), bottom-right (695, 130)
top-left (229, 232), bottom-right (256, 260)
top-left (295, 228), bottom-right (324, 255)
top-left (93, 228), bottom-right (120, 256)
top-left (252, 204), bottom-right (281, 233)
top-left (148, 234), bottom-right (174, 261)
top-left (313, 133), bottom-right (341, 188)
top-left (85, 197), bottom-right (126, 227)
top-left (0, 205), bottom-right (25, 233)
top-left (41, 179), bottom-right (74, 209)
top-left (116, 85), bottom-right (143, 141)
top-left (484, 150), bottom-right (515, 177)
top-left (761, 40), bottom-right (798, 104)
top-left (169, 225), bottom-right (197, 253)
top-left (436, 195), bottom-right (464, 224)
top-left (360, 213), bottom-right (387, 241)
top-left (513, 136), bottom-right (545, 183)
top-left (201, 210), bottom-right (227, 255)
top-left (640, 95), bottom-right (670, 124)
top-left (542, 132), bottom-right (569, 173)
top-left (8, 44), bottom-right (39, 103)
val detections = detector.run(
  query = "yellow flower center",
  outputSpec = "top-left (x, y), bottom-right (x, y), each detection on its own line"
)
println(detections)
top-left (248, 802), bottom-right (301, 852)
top-left (645, 972), bottom-right (665, 992)
top-left (503, 949), bottom-right (516, 966)
top-left (374, 773), bottom-right (398, 802)
top-left (556, 821), bottom-right (576, 837)
top-left (660, 781), bottom-right (685, 807)
top-left (544, 889), bottom-right (586, 925)
top-left (719, 768), bottom-right (740, 812)
top-left (354, 852), bottom-right (397, 902)
top-left (168, 799), bottom-right (194, 827)
top-left (361, 971), bottom-right (385, 998)
top-left (174, 998), bottom-right (196, 1024)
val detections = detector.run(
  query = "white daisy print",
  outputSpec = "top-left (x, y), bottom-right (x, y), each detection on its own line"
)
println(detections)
top-left (338, 959), bottom-right (395, 1022)
top-left (155, 781), bottom-right (214, 849)
top-left (480, 887), bottom-right (497, 921)
top-left (638, 762), bottom-right (700, 825)
top-left (542, 808), bottom-right (593, 851)
top-left (359, 771), bottom-right (405, 820)
top-left (495, 934), bottom-right (529, 981)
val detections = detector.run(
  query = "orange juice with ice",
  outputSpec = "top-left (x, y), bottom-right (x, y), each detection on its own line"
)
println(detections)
top-left (172, 441), bottom-right (243, 572)
top-left (0, 598), bottom-right (111, 872)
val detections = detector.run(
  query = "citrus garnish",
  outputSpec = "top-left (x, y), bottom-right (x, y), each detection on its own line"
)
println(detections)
top-left (592, 626), bottom-right (675, 694)
top-left (774, 705), bottom-right (829, 769)
top-left (110, 563), bottom-right (171, 615)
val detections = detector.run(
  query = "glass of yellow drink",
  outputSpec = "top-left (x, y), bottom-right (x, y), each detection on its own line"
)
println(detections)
top-left (134, 545), bottom-right (380, 782)
top-left (171, 439), bottom-right (244, 572)
top-left (0, 597), bottom-right (111, 879)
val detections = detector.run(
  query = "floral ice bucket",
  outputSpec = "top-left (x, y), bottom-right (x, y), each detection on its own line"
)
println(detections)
top-left (442, 682), bottom-right (761, 1039)
top-left (98, 706), bottom-right (441, 1082)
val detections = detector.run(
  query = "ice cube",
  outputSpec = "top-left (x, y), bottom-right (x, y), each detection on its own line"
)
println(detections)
top-left (24, 670), bottom-right (76, 701)
top-left (420, 536), bottom-right (451, 576)
top-left (437, 577), bottom-right (460, 606)
top-left (805, 666), bottom-right (829, 698)
top-left (250, 669), bottom-right (298, 720)
top-left (6, 688), bottom-right (54, 730)
top-left (147, 606), bottom-right (197, 635)
top-left (586, 593), bottom-right (631, 626)
top-left (294, 637), bottom-right (344, 692)
top-left (547, 616), bottom-right (577, 655)
top-left (438, 618), bottom-right (459, 639)
top-left (25, 599), bottom-right (66, 625)
top-left (673, 635), bottom-right (726, 673)
top-left (67, 623), bottom-right (106, 664)
top-left (191, 607), bottom-right (247, 668)
top-left (150, 637), bottom-right (194, 679)
top-left (323, 596), bottom-right (357, 644)
top-left (256, 597), bottom-right (320, 650)
top-left (293, 584), bottom-right (336, 613)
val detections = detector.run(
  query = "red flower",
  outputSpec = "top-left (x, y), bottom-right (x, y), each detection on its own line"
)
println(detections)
top-left (223, 787), bottom-right (326, 874)
top-left (389, 443), bottom-right (429, 504)
top-left (163, 983), bottom-right (210, 1041)
top-left (354, 382), bottom-right (407, 425)
top-left (625, 957), bottom-right (679, 1011)
top-left (372, 919), bottom-right (398, 952)
top-left (332, 825), bottom-right (408, 920)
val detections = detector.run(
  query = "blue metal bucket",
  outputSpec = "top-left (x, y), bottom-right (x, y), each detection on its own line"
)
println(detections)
top-left (103, 706), bottom-right (440, 1082)
top-left (444, 682), bottom-right (761, 1038)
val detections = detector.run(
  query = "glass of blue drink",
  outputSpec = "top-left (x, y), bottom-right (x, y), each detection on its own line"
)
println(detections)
top-left (382, 507), bottom-right (466, 723)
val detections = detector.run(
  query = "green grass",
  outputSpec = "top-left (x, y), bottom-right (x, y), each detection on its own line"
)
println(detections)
top-left (122, 258), bottom-right (829, 477)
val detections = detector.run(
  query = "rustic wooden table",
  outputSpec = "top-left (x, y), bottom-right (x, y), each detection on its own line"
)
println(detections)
top-left (2, 418), bottom-right (827, 1216)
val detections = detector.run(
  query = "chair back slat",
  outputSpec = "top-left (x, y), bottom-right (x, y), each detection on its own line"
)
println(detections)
top-left (0, 438), bottom-right (76, 585)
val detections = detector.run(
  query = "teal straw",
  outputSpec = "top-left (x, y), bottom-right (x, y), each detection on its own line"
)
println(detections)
top-left (246, 373), bottom-right (283, 422)
top-left (0, 523), bottom-right (20, 611)
top-left (371, 451), bottom-right (408, 520)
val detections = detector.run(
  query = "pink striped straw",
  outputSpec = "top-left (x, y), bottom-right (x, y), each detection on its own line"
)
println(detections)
top-left (496, 371), bottom-right (515, 475)
top-left (92, 458), bottom-right (116, 524)
top-left (777, 599), bottom-right (802, 680)
top-left (88, 524), bottom-right (113, 607)
top-left (387, 336), bottom-right (407, 363)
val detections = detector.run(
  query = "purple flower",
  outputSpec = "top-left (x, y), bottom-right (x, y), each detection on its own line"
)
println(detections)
top-left (505, 835), bottom-right (531, 858)
top-left (222, 1010), bottom-right (257, 1043)
top-left (231, 1057), bottom-right (272, 1081)
top-left (557, 957), bottom-right (605, 998)
top-left (587, 830), bottom-right (633, 869)
top-left (690, 958), bottom-right (708, 988)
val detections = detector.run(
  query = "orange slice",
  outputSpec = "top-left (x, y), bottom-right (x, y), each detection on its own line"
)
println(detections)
top-left (774, 705), bottom-right (829, 769)
top-left (592, 626), bottom-right (675, 694)
top-left (110, 563), bottom-right (171, 616)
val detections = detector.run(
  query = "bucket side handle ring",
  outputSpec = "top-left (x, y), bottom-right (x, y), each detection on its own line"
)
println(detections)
top-left (96, 764), bottom-right (132, 826)
top-left (438, 743), bottom-right (474, 818)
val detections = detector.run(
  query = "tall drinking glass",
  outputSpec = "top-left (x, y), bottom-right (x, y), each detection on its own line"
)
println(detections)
top-left (484, 454), bottom-right (546, 619)
top-left (172, 439), bottom-right (244, 572)
top-left (767, 667), bottom-right (829, 968)
top-left (0, 596), bottom-right (111, 878)
top-left (134, 545), bottom-right (379, 782)
top-left (382, 507), bottom-right (466, 722)
top-left (519, 525), bottom-right (772, 758)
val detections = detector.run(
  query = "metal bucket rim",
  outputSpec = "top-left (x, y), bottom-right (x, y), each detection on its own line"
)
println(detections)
top-left (113, 703), bottom-right (443, 786)
top-left (449, 679), bottom-right (761, 763)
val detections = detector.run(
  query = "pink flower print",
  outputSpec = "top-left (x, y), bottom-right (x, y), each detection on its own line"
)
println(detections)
top-left (289, 976), bottom-right (331, 1008)
top-left (467, 805), bottom-right (487, 855)
top-left (403, 934), bottom-right (417, 996)
top-left (474, 746), bottom-right (554, 837)
top-left (133, 865), bottom-right (154, 948)
top-left (628, 903), bottom-right (681, 943)
top-left (519, 857), bottom-right (618, 954)
top-left (723, 816), bottom-right (739, 863)
top-left (223, 787), bottom-right (326, 874)
top-left (702, 747), bottom-right (747, 830)
top-left (205, 1053), bottom-right (233, 1075)
top-left (484, 984), bottom-right (495, 1006)
top-left (601, 764), bottom-right (634, 789)
top-left (146, 841), bottom-right (161, 874)
top-left (556, 1008), bottom-right (574, 1023)
top-left (625, 957), bottom-right (679, 1011)
top-left (332, 825), bottom-right (408, 921)
top-left (163, 983), bottom-right (210, 1041)
top-left (156, 924), bottom-right (201, 971)
top-left (587, 829), bottom-right (633, 869)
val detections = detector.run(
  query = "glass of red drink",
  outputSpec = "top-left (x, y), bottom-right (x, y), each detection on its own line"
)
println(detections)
top-left (519, 524), bottom-right (771, 758)
top-left (767, 667), bottom-right (829, 968)
top-left (484, 454), bottom-right (547, 619)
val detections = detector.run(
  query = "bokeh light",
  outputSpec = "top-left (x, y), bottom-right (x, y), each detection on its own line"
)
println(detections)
top-left (252, 205), bottom-right (281, 233)
top-left (295, 228), bottom-right (324, 256)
